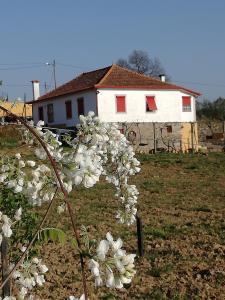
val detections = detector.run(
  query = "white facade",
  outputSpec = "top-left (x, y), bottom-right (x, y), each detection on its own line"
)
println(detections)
top-left (32, 88), bottom-right (197, 127)
top-left (97, 89), bottom-right (196, 123)
top-left (32, 90), bottom-right (97, 127)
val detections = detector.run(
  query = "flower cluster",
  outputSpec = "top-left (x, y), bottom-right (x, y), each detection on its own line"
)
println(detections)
top-left (1, 112), bottom-right (140, 225)
top-left (0, 153), bottom-right (55, 206)
top-left (12, 257), bottom-right (48, 299)
top-left (88, 232), bottom-right (136, 289)
top-left (0, 208), bottom-right (22, 244)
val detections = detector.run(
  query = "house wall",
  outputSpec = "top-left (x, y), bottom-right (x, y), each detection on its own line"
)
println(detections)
top-left (97, 89), bottom-right (196, 123)
top-left (32, 90), bottom-right (97, 127)
top-left (120, 122), bottom-right (198, 153)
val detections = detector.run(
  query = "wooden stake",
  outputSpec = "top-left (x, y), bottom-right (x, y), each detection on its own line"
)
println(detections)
top-left (1, 237), bottom-right (10, 297)
top-left (136, 214), bottom-right (144, 257)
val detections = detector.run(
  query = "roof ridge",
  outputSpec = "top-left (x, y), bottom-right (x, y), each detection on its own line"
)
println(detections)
top-left (113, 64), bottom-right (164, 83)
top-left (97, 64), bottom-right (114, 85)
top-left (99, 64), bottom-right (201, 96)
top-left (39, 66), bottom-right (112, 100)
top-left (81, 65), bottom-right (111, 76)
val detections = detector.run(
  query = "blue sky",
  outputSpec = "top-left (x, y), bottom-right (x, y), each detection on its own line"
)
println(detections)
top-left (1, 0), bottom-right (225, 101)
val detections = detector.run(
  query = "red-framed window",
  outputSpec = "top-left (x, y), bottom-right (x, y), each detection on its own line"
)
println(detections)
top-left (116, 96), bottom-right (126, 113)
top-left (77, 98), bottom-right (84, 116)
top-left (146, 96), bottom-right (157, 112)
top-left (65, 100), bottom-right (72, 119)
top-left (182, 96), bottom-right (191, 112)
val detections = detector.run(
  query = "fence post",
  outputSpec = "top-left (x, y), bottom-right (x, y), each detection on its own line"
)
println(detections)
top-left (153, 123), bottom-right (156, 154)
top-left (1, 237), bottom-right (11, 297)
top-left (136, 214), bottom-right (144, 257)
top-left (191, 122), bottom-right (194, 153)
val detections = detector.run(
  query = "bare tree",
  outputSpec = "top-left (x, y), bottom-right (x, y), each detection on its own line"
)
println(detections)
top-left (117, 50), bottom-right (170, 80)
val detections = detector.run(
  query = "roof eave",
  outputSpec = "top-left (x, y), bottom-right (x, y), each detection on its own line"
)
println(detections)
top-left (95, 85), bottom-right (201, 96)
top-left (28, 86), bottom-right (95, 104)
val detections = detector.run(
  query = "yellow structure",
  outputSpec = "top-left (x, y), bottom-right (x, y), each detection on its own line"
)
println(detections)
top-left (181, 122), bottom-right (198, 152)
top-left (0, 101), bottom-right (32, 118)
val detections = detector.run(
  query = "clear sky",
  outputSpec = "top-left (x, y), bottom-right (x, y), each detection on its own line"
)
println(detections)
top-left (1, 0), bottom-right (225, 101)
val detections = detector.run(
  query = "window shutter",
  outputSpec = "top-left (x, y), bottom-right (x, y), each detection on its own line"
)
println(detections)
top-left (77, 98), bottom-right (84, 116)
top-left (182, 96), bottom-right (191, 112)
top-left (146, 96), bottom-right (157, 111)
top-left (116, 96), bottom-right (126, 112)
top-left (65, 101), bottom-right (72, 119)
top-left (182, 96), bottom-right (191, 106)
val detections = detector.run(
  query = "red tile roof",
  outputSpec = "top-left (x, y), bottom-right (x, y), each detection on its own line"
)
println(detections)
top-left (32, 64), bottom-right (201, 103)
top-left (96, 65), bottom-right (201, 96)
top-left (36, 66), bottom-right (111, 102)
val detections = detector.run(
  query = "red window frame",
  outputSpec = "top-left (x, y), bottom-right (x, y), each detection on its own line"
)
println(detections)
top-left (116, 96), bottom-right (126, 113)
top-left (77, 98), bottom-right (84, 116)
top-left (65, 100), bottom-right (72, 119)
top-left (146, 96), bottom-right (157, 111)
top-left (182, 96), bottom-right (191, 112)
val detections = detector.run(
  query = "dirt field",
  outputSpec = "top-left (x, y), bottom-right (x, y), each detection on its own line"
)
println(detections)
top-left (32, 153), bottom-right (225, 300)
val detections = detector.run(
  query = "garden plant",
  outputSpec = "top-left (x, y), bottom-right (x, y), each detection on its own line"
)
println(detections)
top-left (0, 104), bottom-right (140, 300)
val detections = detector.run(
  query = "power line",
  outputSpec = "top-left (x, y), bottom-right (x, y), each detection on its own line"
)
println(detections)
top-left (0, 65), bottom-right (46, 71)
top-left (172, 80), bottom-right (225, 88)
top-left (0, 62), bottom-right (43, 65)
top-left (57, 62), bottom-right (87, 70)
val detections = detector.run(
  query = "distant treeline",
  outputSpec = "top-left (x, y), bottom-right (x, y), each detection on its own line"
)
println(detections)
top-left (197, 97), bottom-right (225, 121)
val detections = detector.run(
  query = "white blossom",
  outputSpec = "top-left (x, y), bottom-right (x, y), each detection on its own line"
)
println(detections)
top-left (89, 232), bottom-right (136, 289)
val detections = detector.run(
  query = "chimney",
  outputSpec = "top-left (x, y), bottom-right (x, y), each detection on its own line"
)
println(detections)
top-left (31, 80), bottom-right (40, 100)
top-left (159, 74), bottom-right (166, 82)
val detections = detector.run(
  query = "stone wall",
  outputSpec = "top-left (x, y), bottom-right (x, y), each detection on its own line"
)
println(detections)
top-left (198, 120), bottom-right (225, 142)
top-left (119, 122), bottom-right (197, 153)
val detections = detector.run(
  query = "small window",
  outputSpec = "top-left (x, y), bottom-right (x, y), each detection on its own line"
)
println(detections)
top-left (38, 106), bottom-right (44, 121)
top-left (77, 98), bottom-right (84, 116)
top-left (146, 96), bottom-right (157, 112)
top-left (65, 100), bottom-right (72, 119)
top-left (116, 96), bottom-right (126, 113)
top-left (47, 103), bottom-right (54, 123)
top-left (166, 125), bottom-right (172, 133)
top-left (119, 128), bottom-right (124, 134)
top-left (182, 96), bottom-right (191, 112)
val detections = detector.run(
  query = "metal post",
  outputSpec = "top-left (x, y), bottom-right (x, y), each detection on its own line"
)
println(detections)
top-left (136, 214), bottom-right (144, 257)
top-left (24, 93), bottom-right (26, 121)
top-left (53, 60), bottom-right (57, 89)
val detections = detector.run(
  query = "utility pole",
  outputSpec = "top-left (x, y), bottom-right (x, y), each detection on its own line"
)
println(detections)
top-left (44, 82), bottom-right (48, 93)
top-left (46, 60), bottom-right (57, 90)
top-left (24, 93), bottom-right (27, 120)
top-left (53, 60), bottom-right (56, 89)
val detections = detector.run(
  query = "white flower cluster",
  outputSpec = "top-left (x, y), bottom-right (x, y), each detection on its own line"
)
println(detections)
top-left (1, 112), bottom-right (140, 224)
top-left (89, 232), bottom-right (136, 289)
top-left (0, 153), bottom-right (55, 206)
top-left (12, 257), bottom-right (48, 299)
top-left (68, 112), bottom-right (140, 225)
top-left (0, 208), bottom-right (22, 244)
top-left (115, 184), bottom-right (139, 225)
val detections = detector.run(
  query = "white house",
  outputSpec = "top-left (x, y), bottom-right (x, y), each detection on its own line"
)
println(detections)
top-left (30, 64), bottom-right (201, 152)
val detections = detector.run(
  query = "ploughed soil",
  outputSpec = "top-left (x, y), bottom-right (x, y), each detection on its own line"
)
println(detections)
top-left (34, 153), bottom-right (225, 300)
top-left (0, 134), bottom-right (225, 299)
